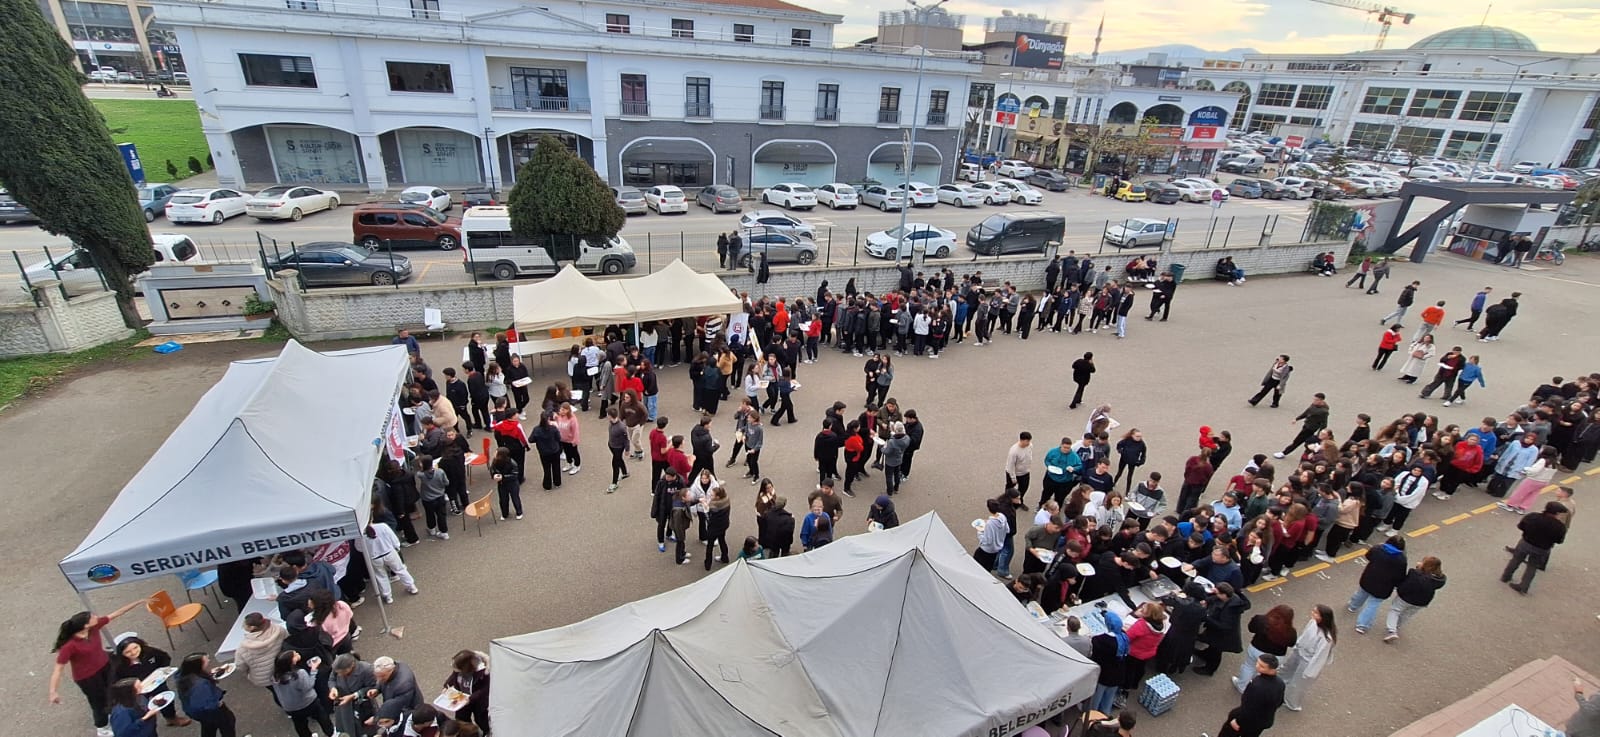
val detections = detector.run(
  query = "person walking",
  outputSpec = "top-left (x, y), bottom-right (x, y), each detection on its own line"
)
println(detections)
top-left (1395, 334), bottom-right (1435, 384)
top-left (1454, 287), bottom-right (1492, 330)
top-left (1113, 429), bottom-right (1147, 493)
top-left (1477, 292), bottom-right (1521, 342)
top-left (1372, 324), bottom-right (1404, 371)
top-left (1380, 281), bottom-right (1419, 324)
top-left (606, 408), bottom-right (630, 493)
top-left (814, 419), bottom-right (842, 487)
top-left (1365, 258), bottom-right (1391, 294)
top-left (1501, 446), bottom-right (1558, 514)
top-left (741, 412), bottom-right (764, 483)
top-left (1146, 271), bottom-right (1177, 321)
top-left (1278, 605), bottom-right (1336, 712)
top-left (1346, 535), bottom-right (1406, 634)
top-left (1417, 345), bottom-right (1464, 399)
top-left (1385, 556), bottom-right (1445, 642)
top-left (1274, 393), bottom-right (1329, 459)
top-left (1344, 257), bottom-right (1371, 289)
top-left (1412, 300), bottom-right (1446, 343)
top-left (362, 521), bottom-right (419, 602)
top-left (1501, 501), bottom-right (1568, 594)
top-left (1113, 287), bottom-right (1134, 339)
top-left (1442, 355), bottom-right (1486, 407)
top-left (270, 652), bottom-right (335, 737)
top-left (1212, 653), bottom-right (1286, 737)
top-left (1070, 352), bottom-right (1096, 410)
top-left (704, 486), bottom-right (731, 570)
top-left (1248, 355), bottom-right (1294, 408)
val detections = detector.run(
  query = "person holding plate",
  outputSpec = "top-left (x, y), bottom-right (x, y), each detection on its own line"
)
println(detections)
top-left (443, 650), bottom-right (491, 732)
top-left (111, 637), bottom-right (190, 727)
top-left (108, 678), bottom-right (162, 737)
top-left (271, 651), bottom-right (334, 737)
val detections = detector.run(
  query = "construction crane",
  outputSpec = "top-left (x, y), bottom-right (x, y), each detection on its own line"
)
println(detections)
top-left (1306, 0), bottom-right (1416, 49)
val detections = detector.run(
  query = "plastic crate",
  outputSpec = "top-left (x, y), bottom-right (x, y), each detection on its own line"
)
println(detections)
top-left (1138, 674), bottom-right (1180, 716)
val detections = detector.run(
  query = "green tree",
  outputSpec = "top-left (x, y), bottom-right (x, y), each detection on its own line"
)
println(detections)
top-left (0, 0), bottom-right (152, 326)
top-left (506, 135), bottom-right (623, 255)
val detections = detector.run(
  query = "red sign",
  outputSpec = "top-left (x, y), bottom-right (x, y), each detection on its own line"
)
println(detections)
top-left (995, 111), bottom-right (1017, 126)
top-left (1286, 135), bottom-right (1305, 148)
top-left (1189, 126), bottom-right (1219, 140)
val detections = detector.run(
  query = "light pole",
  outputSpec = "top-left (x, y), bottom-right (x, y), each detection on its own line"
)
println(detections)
top-left (892, 0), bottom-right (947, 264)
top-left (483, 127), bottom-right (497, 195)
top-left (1474, 55), bottom-right (1560, 174)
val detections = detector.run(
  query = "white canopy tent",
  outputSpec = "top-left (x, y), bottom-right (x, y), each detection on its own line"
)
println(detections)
top-left (510, 265), bottom-right (637, 332)
top-left (490, 513), bottom-right (1097, 737)
top-left (60, 341), bottom-right (411, 627)
top-left (616, 259), bottom-right (743, 322)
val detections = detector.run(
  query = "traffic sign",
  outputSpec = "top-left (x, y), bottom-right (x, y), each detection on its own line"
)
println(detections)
top-left (995, 111), bottom-right (1017, 126)
top-left (997, 98), bottom-right (1021, 114)
top-left (1286, 135), bottom-right (1305, 148)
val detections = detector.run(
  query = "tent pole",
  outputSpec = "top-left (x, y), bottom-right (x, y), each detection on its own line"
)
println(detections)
top-left (363, 547), bottom-right (397, 637)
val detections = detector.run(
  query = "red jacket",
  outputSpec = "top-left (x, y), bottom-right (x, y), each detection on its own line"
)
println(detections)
top-left (1379, 330), bottom-right (1403, 350)
top-left (649, 428), bottom-right (669, 462)
top-left (1183, 455), bottom-right (1215, 486)
top-left (1420, 305), bottom-right (1445, 326)
top-left (666, 448), bottom-right (692, 478)
top-left (844, 435), bottom-right (865, 463)
top-left (1451, 441), bottom-right (1484, 474)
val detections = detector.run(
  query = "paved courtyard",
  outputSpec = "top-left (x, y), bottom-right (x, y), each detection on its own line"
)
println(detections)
top-left (7, 249), bottom-right (1600, 737)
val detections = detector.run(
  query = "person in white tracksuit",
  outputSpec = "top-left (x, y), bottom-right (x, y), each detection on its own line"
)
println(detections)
top-left (360, 523), bottom-right (418, 604)
top-left (1279, 604), bottom-right (1337, 711)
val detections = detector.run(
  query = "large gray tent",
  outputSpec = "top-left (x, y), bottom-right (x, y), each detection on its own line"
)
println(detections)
top-left (490, 513), bottom-right (1097, 737)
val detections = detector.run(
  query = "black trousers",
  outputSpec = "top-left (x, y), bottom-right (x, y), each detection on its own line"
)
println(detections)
top-left (1385, 505), bottom-right (1414, 530)
top-left (901, 447), bottom-right (918, 476)
top-left (611, 446), bottom-right (628, 484)
top-left (1176, 483), bottom-right (1206, 515)
top-left (537, 451), bottom-right (562, 490)
top-left (285, 701), bottom-right (334, 737)
top-left (1373, 348), bottom-right (1395, 370)
top-left (1345, 271), bottom-right (1367, 288)
top-left (423, 497), bottom-right (449, 534)
top-left (1500, 541), bottom-right (1549, 590)
top-left (1454, 309), bottom-right (1482, 329)
top-left (1007, 472), bottom-right (1031, 497)
top-left (1418, 373), bottom-right (1454, 398)
top-left (74, 667), bottom-right (113, 728)
top-left (1282, 425), bottom-right (1318, 456)
top-left (1113, 460), bottom-right (1140, 491)
top-left (1248, 379), bottom-right (1282, 407)
top-left (1071, 381), bottom-right (1088, 408)
top-left (746, 448), bottom-right (762, 479)
top-left (1324, 524), bottom-right (1354, 557)
top-left (194, 706), bottom-right (238, 737)
top-left (844, 457), bottom-right (868, 492)
top-left (1039, 476), bottom-right (1071, 508)
top-left (470, 398), bottom-right (491, 429)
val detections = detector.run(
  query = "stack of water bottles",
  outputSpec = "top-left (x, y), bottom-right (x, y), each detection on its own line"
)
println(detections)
top-left (1138, 673), bottom-right (1180, 716)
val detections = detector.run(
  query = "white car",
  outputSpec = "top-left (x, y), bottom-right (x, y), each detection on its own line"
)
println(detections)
top-left (966, 181), bottom-right (1013, 205)
top-left (864, 223), bottom-right (957, 260)
top-left (737, 210), bottom-right (816, 240)
top-left (23, 234), bottom-right (201, 296)
top-left (995, 160), bottom-right (1035, 178)
top-left (1103, 218), bottom-right (1170, 248)
top-left (1339, 176), bottom-right (1383, 197)
top-left (760, 183), bottom-right (817, 210)
top-left (246, 185), bottom-right (340, 221)
top-left (891, 182), bottom-right (937, 207)
top-left (935, 183), bottom-right (985, 207)
top-left (958, 163), bottom-right (986, 182)
top-left (1369, 175), bottom-right (1404, 195)
top-left (164, 188), bottom-right (249, 224)
top-left (399, 186), bottom-right (452, 212)
top-left (1404, 167), bottom-right (1448, 181)
top-left (859, 185), bottom-right (906, 211)
top-left (814, 183), bottom-right (858, 210)
top-left (644, 185), bottom-right (688, 213)
top-left (1509, 161), bottom-right (1540, 174)
top-left (994, 179), bottom-right (1043, 205)
top-left (1529, 175), bottom-right (1566, 190)
top-left (1272, 176), bottom-right (1318, 199)
top-left (1176, 178), bottom-right (1228, 201)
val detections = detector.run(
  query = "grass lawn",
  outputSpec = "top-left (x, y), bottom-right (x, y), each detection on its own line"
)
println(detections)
top-left (91, 99), bottom-right (209, 183)
top-left (0, 332), bottom-right (149, 408)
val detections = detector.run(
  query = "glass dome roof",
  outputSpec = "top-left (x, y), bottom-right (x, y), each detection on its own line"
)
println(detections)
top-left (1409, 25), bottom-right (1538, 51)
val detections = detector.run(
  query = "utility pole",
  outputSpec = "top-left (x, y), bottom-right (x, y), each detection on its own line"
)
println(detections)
top-left (892, 0), bottom-right (947, 263)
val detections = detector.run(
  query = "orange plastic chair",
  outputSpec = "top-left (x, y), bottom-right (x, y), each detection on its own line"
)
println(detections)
top-left (147, 590), bottom-right (209, 649)
top-left (467, 437), bottom-right (491, 484)
top-left (463, 495), bottom-right (498, 536)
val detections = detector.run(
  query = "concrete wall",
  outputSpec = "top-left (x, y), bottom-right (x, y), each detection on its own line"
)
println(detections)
top-left (0, 283), bottom-right (134, 357)
top-left (1160, 237), bottom-right (1350, 282)
top-left (268, 276), bottom-right (516, 341)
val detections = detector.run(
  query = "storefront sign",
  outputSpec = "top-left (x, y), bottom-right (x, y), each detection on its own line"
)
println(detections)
top-left (1147, 126), bottom-right (1185, 144)
top-left (1158, 94), bottom-right (1182, 102)
top-left (1189, 125), bottom-right (1220, 140)
top-left (1188, 106), bottom-right (1228, 127)
top-left (1286, 135), bottom-right (1305, 148)
top-left (76, 40), bottom-right (141, 53)
top-left (1011, 32), bottom-right (1067, 69)
top-left (782, 163), bottom-right (809, 173)
top-left (995, 111), bottom-right (1017, 126)
top-left (397, 129), bottom-right (480, 185)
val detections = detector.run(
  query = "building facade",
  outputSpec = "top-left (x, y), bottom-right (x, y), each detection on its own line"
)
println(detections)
top-left (147, 0), bottom-right (978, 194)
top-left (36, 0), bottom-right (187, 75)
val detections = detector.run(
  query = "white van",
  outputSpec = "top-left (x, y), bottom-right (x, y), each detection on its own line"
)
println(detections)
top-left (23, 233), bottom-right (201, 296)
top-left (460, 206), bottom-right (637, 280)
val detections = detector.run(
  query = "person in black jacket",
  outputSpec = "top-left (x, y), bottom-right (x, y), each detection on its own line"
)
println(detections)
top-left (1080, 550), bottom-right (1140, 608)
top-left (112, 637), bottom-right (190, 726)
top-left (651, 468), bottom-right (683, 553)
top-left (813, 421), bottom-right (841, 487)
top-left (761, 497), bottom-right (796, 557)
top-left (1501, 501), bottom-right (1568, 594)
top-left (1386, 555), bottom-right (1445, 642)
top-left (704, 487), bottom-right (731, 570)
top-left (527, 412), bottom-right (563, 490)
top-left (1146, 271), bottom-right (1178, 321)
top-left (1216, 653), bottom-right (1285, 737)
top-left (1346, 536), bottom-right (1407, 634)
top-left (1193, 583), bottom-right (1248, 676)
top-left (466, 332), bottom-right (487, 375)
top-left (1153, 582), bottom-right (1207, 675)
top-left (1070, 352), bottom-right (1096, 410)
top-left (1087, 621), bottom-right (1128, 716)
top-left (690, 417), bottom-right (717, 480)
top-left (464, 363), bottom-right (491, 431)
top-left (1477, 292), bottom-right (1520, 342)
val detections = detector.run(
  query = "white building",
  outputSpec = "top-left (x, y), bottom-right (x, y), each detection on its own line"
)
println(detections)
top-left (1185, 25), bottom-right (1600, 169)
top-left (148, 0), bottom-right (980, 193)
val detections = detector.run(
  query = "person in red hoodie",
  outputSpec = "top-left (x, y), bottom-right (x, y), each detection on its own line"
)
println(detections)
top-left (1372, 324), bottom-right (1404, 370)
top-left (1414, 300), bottom-right (1446, 342)
top-left (649, 417), bottom-right (671, 486)
top-left (772, 299), bottom-right (790, 336)
top-left (842, 421), bottom-right (868, 496)
top-left (804, 315), bottom-right (823, 364)
top-left (1437, 433), bottom-right (1484, 499)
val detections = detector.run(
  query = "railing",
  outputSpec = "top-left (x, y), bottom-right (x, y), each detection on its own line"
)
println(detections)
top-left (926, 111), bottom-right (948, 126)
top-left (620, 100), bottom-right (650, 116)
top-left (760, 105), bottom-right (785, 121)
top-left (489, 94), bottom-right (590, 113)
top-left (877, 110), bottom-right (901, 125)
top-left (685, 102), bottom-right (713, 118)
top-left (815, 107), bottom-right (840, 122)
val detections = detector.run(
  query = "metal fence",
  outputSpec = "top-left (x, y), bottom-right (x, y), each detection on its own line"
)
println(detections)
top-left (7, 247), bottom-right (112, 306)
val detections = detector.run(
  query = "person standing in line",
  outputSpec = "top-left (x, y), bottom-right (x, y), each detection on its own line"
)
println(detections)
top-left (1412, 300), bottom-right (1446, 343)
top-left (415, 455), bottom-right (450, 539)
top-left (1501, 501), bottom-right (1568, 594)
top-left (1274, 393), bottom-right (1329, 459)
top-left (1380, 280), bottom-right (1419, 324)
top-left (173, 654), bottom-right (237, 737)
top-left (1210, 653), bottom-right (1285, 737)
top-left (1417, 346), bottom-right (1464, 399)
top-left (1454, 287), bottom-right (1492, 330)
top-left (1017, 294), bottom-right (1036, 340)
top-left (1041, 436), bottom-right (1085, 508)
top-left (1005, 431), bottom-right (1035, 498)
top-left (1395, 334), bottom-right (1436, 384)
top-left (1248, 355), bottom-right (1293, 408)
top-left (882, 422), bottom-right (911, 496)
top-left (1372, 324), bottom-right (1404, 370)
top-left (1383, 466), bottom-right (1429, 533)
top-left (1278, 604), bottom-right (1336, 712)
top-left (1045, 255), bottom-right (1061, 294)
top-left (1442, 355), bottom-right (1486, 407)
top-left (1113, 286), bottom-right (1135, 339)
top-left (704, 486), bottom-right (731, 570)
top-left (1070, 352), bottom-right (1096, 410)
top-left (528, 411), bottom-right (563, 491)
top-left (814, 419), bottom-right (842, 487)
top-left (1385, 556), bottom-right (1445, 642)
top-left (1113, 429), bottom-right (1147, 493)
top-left (1501, 446), bottom-right (1558, 514)
top-left (901, 409), bottom-right (924, 480)
top-left (972, 498), bottom-right (1010, 571)
top-left (464, 363), bottom-right (491, 432)
top-left (1477, 291), bottom-right (1521, 342)
top-left (841, 420), bottom-right (867, 497)
top-left (1344, 256), bottom-right (1372, 289)
top-left (1346, 535), bottom-right (1406, 634)
top-left (1365, 258), bottom-right (1391, 294)
top-left (1435, 434), bottom-right (1483, 499)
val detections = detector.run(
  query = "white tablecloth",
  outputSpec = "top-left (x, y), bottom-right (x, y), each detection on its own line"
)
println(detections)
top-left (1455, 704), bottom-right (1558, 737)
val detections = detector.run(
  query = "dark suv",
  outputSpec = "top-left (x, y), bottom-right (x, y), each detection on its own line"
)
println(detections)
top-left (351, 202), bottom-right (461, 250)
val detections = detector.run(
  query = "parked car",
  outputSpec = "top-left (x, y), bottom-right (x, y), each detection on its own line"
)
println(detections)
top-left (1103, 218), bottom-right (1169, 248)
top-left (959, 163), bottom-right (986, 183)
top-left (351, 202), bottom-right (462, 250)
top-left (86, 69), bottom-right (117, 83)
top-left (610, 185), bottom-right (646, 215)
top-left (1254, 179), bottom-right (1293, 199)
top-left (136, 184), bottom-right (178, 222)
top-left (1142, 181), bottom-right (1182, 205)
top-left (247, 185), bottom-right (340, 221)
top-left (891, 182), bottom-right (937, 207)
top-left (1272, 176), bottom-right (1319, 199)
top-left (1166, 180), bottom-right (1208, 203)
top-left (1283, 162), bottom-right (1329, 178)
top-left (734, 230), bottom-right (816, 267)
top-left (760, 183), bottom-right (817, 210)
top-left (1509, 160), bottom-right (1541, 174)
top-left (1529, 175), bottom-right (1566, 190)
top-left (1026, 170), bottom-right (1072, 191)
top-left (995, 160), bottom-right (1035, 178)
top-left (936, 183), bottom-right (985, 207)
top-left (1176, 178), bottom-right (1228, 200)
top-left (1226, 179), bottom-right (1263, 199)
top-left (814, 183), bottom-right (858, 209)
top-left (865, 223), bottom-right (957, 260)
top-left (644, 185), bottom-right (688, 213)
top-left (267, 242), bottom-right (413, 286)
top-left (461, 187), bottom-right (499, 207)
top-left (737, 210), bottom-right (816, 240)
top-left (398, 186), bottom-right (452, 212)
top-left (966, 181), bottom-right (1013, 205)
top-left (1217, 157), bottom-right (1264, 175)
top-left (994, 179), bottom-right (1043, 205)
top-left (697, 185), bottom-right (744, 213)
top-left (23, 233), bottom-right (200, 296)
top-left (965, 212), bottom-right (1065, 256)
top-left (164, 188), bottom-right (249, 224)
top-left (172, 71), bottom-right (190, 84)
top-left (860, 185), bottom-right (907, 211)
top-left (0, 188), bottom-right (40, 224)
top-left (461, 206), bottom-right (636, 277)
top-left (1336, 176), bottom-right (1382, 198)
top-left (1113, 183), bottom-right (1147, 202)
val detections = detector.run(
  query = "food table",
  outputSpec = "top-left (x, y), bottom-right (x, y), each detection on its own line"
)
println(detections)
top-left (215, 588), bottom-right (283, 662)
top-left (1049, 576), bottom-right (1183, 638)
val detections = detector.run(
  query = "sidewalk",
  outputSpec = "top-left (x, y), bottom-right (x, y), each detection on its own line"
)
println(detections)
top-left (1390, 656), bottom-right (1594, 737)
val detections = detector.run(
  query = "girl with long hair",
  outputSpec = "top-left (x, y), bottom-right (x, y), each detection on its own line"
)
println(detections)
top-left (553, 402), bottom-right (583, 475)
top-left (306, 588), bottom-right (355, 654)
top-left (1113, 428), bottom-right (1147, 493)
top-left (1236, 604), bottom-right (1297, 692)
top-left (107, 678), bottom-right (160, 737)
top-left (174, 653), bottom-right (236, 737)
top-left (1386, 556), bottom-right (1446, 642)
top-left (48, 599), bottom-right (147, 733)
top-left (1280, 604), bottom-right (1338, 711)
top-left (270, 651), bottom-right (333, 737)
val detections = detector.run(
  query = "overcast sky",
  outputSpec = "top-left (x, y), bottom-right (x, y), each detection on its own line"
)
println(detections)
top-left (811, 0), bottom-right (1594, 55)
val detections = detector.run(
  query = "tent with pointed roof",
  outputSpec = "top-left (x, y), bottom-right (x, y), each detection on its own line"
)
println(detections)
top-left (489, 512), bottom-right (1097, 737)
top-left (616, 259), bottom-right (742, 323)
top-left (511, 264), bottom-right (636, 332)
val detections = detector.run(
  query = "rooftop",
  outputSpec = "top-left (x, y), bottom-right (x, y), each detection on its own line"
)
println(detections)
top-left (1408, 25), bottom-right (1538, 52)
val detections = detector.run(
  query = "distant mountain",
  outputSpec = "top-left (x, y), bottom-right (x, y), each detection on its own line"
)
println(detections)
top-left (1094, 44), bottom-right (1260, 64)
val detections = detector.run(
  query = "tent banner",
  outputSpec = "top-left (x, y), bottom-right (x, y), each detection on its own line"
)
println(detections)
top-left (726, 313), bottom-right (750, 347)
top-left (384, 400), bottom-right (407, 463)
top-left (311, 539), bottom-right (353, 581)
top-left (64, 521), bottom-right (358, 590)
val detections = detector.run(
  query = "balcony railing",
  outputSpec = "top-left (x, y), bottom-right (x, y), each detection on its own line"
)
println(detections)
top-left (815, 107), bottom-right (839, 122)
top-left (490, 94), bottom-right (590, 113)
top-left (926, 111), bottom-right (948, 126)
top-left (621, 100), bottom-right (650, 116)
top-left (760, 105), bottom-right (785, 121)
top-left (685, 102), bottom-right (713, 118)
top-left (877, 109), bottom-right (901, 124)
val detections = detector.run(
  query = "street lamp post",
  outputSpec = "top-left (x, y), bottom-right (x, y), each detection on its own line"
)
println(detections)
top-left (483, 127), bottom-right (497, 195)
top-left (892, 0), bottom-right (947, 265)
top-left (1474, 55), bottom-right (1560, 173)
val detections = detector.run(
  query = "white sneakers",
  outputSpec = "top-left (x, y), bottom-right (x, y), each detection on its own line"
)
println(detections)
top-left (1272, 452), bottom-right (1286, 459)
top-left (567, 466), bottom-right (581, 475)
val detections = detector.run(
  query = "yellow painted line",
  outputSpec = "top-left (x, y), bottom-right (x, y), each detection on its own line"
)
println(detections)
top-left (1292, 563), bottom-right (1329, 578)
top-left (1585, 468), bottom-right (1600, 476)
top-left (417, 262), bottom-right (435, 280)
top-left (1247, 579), bottom-right (1286, 593)
top-left (1407, 524), bottom-right (1440, 538)
top-left (1334, 549), bottom-right (1366, 564)
top-left (1441, 513), bottom-right (1472, 525)
top-left (1560, 476), bottom-right (1581, 484)
top-left (1473, 503), bottom-right (1500, 514)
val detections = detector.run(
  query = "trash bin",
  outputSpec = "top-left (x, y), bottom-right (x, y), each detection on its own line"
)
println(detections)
top-left (1167, 263), bottom-right (1186, 282)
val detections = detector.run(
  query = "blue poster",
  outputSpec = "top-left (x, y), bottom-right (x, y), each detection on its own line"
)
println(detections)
top-left (117, 143), bottom-right (145, 186)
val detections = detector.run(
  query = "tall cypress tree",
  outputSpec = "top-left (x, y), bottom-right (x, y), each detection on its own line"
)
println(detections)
top-left (0, 0), bottom-right (156, 326)
top-left (506, 135), bottom-right (624, 257)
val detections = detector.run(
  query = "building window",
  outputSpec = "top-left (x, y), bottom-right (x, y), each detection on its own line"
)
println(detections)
top-left (1392, 126), bottom-right (1444, 155)
top-left (968, 82), bottom-right (994, 109)
top-left (385, 62), bottom-right (452, 93)
top-left (815, 83), bottom-right (839, 122)
top-left (1360, 87), bottom-right (1407, 115)
top-left (791, 28), bottom-right (811, 47)
top-left (508, 67), bottom-right (570, 110)
top-left (1256, 83), bottom-right (1297, 107)
top-left (1052, 96), bottom-right (1069, 120)
top-left (1583, 98), bottom-right (1600, 130)
top-left (604, 13), bottom-right (629, 33)
top-left (878, 86), bottom-right (901, 124)
top-left (1294, 85), bottom-right (1332, 110)
top-left (620, 74), bottom-right (648, 115)
top-left (670, 18), bottom-right (693, 39)
top-left (733, 23), bottom-right (754, 42)
top-left (1247, 113), bottom-right (1287, 132)
top-left (1072, 97), bottom-right (1084, 123)
top-left (408, 0), bottom-right (438, 20)
top-left (761, 80), bottom-right (785, 120)
top-left (1407, 89), bottom-right (1460, 119)
top-left (1347, 122), bottom-right (1395, 149)
top-left (1459, 91), bottom-right (1520, 122)
top-left (928, 90), bottom-right (949, 125)
top-left (1289, 116), bottom-right (1322, 127)
top-left (238, 53), bottom-right (316, 88)
top-left (1442, 130), bottom-right (1502, 159)
top-left (685, 76), bottom-right (711, 118)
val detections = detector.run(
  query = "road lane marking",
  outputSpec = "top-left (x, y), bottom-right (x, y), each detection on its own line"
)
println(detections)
top-left (1441, 513), bottom-right (1472, 525)
top-left (1406, 524), bottom-right (1440, 538)
top-left (1247, 579), bottom-right (1286, 593)
top-left (1560, 476), bottom-right (1581, 484)
top-left (1473, 503), bottom-right (1499, 514)
top-left (1587, 468), bottom-right (1600, 476)
top-left (1334, 549), bottom-right (1366, 563)
top-left (1292, 563), bottom-right (1329, 577)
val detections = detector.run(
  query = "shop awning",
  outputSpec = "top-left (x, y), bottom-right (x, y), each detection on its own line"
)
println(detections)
top-left (754, 140), bottom-right (836, 165)
top-left (870, 142), bottom-right (942, 165)
top-left (1012, 131), bottom-right (1049, 143)
top-left (620, 138), bottom-right (713, 162)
